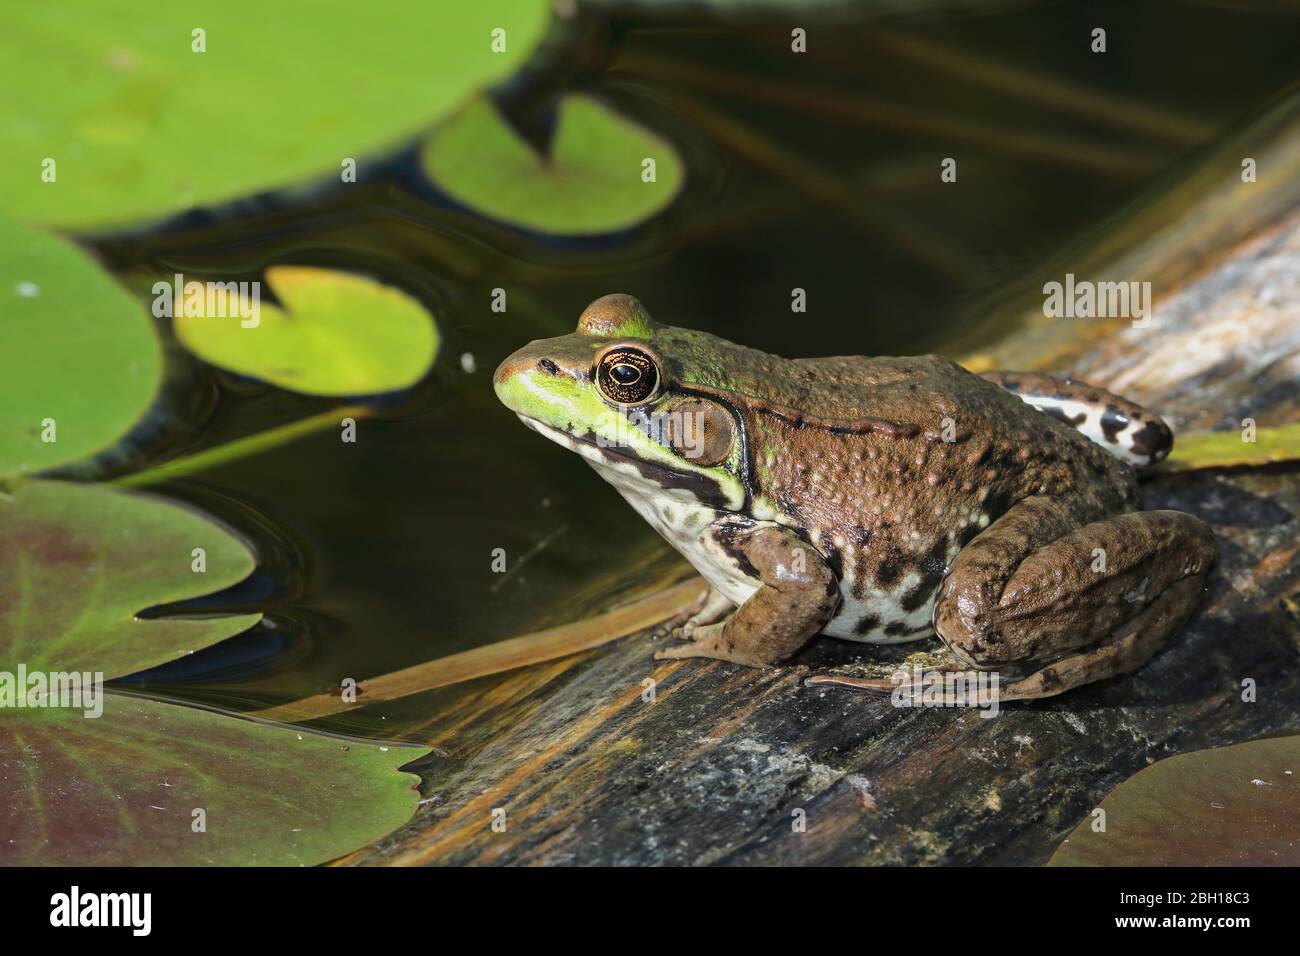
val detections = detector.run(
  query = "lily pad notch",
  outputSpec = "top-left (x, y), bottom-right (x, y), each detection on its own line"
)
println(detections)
top-left (173, 266), bottom-right (440, 397)
top-left (420, 94), bottom-right (686, 235)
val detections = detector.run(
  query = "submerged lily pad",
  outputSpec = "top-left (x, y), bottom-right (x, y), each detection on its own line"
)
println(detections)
top-left (0, 1), bottom-right (550, 228)
top-left (0, 217), bottom-right (160, 478)
top-left (173, 266), bottom-right (439, 396)
top-left (420, 95), bottom-right (685, 234)
top-left (0, 697), bottom-right (420, 866)
top-left (1048, 735), bottom-right (1300, 866)
top-left (0, 480), bottom-right (261, 679)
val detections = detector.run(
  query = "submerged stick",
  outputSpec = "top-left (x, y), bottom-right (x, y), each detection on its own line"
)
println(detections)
top-left (112, 405), bottom-right (372, 488)
top-left (248, 578), bottom-right (707, 724)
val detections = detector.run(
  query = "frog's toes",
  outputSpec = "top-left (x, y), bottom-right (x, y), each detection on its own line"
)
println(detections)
top-left (670, 615), bottom-right (713, 640)
top-left (804, 673), bottom-right (898, 695)
top-left (654, 622), bottom-right (726, 659)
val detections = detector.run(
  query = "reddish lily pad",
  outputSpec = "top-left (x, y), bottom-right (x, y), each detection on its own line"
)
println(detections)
top-left (1048, 735), bottom-right (1300, 866)
top-left (0, 480), bottom-right (260, 679)
top-left (0, 697), bottom-right (420, 866)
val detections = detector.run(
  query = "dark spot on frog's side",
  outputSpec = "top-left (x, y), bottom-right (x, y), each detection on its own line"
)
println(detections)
top-left (874, 545), bottom-right (906, 588)
top-left (820, 541), bottom-right (845, 579)
top-left (1043, 405), bottom-right (1086, 427)
top-left (854, 613), bottom-right (882, 635)
top-left (713, 524), bottom-right (760, 579)
top-left (1100, 406), bottom-right (1130, 443)
top-left (883, 621), bottom-right (932, 637)
top-left (901, 539), bottom-right (948, 611)
top-left (1129, 419), bottom-right (1173, 461)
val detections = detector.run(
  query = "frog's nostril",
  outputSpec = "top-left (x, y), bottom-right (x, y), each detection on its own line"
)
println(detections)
top-left (537, 358), bottom-right (560, 375)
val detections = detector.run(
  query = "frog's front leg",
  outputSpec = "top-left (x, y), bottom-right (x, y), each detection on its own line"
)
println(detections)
top-left (933, 495), bottom-right (1216, 700)
top-left (654, 525), bottom-right (839, 667)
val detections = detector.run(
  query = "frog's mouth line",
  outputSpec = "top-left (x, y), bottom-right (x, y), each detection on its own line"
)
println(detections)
top-left (517, 415), bottom-right (736, 510)
top-left (514, 416), bottom-right (665, 476)
top-left (517, 416), bottom-right (621, 464)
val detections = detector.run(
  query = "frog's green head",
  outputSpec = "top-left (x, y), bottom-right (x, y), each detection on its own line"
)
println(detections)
top-left (494, 294), bottom-right (748, 510)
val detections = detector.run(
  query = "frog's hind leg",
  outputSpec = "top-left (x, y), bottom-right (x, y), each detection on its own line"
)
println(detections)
top-left (981, 370), bottom-right (1173, 469)
top-left (930, 496), bottom-right (1216, 701)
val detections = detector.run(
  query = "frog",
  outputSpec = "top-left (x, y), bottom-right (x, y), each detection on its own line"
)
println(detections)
top-left (493, 294), bottom-right (1217, 701)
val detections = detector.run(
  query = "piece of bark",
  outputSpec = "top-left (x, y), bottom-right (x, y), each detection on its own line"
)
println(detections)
top-left (339, 99), bottom-right (1300, 868)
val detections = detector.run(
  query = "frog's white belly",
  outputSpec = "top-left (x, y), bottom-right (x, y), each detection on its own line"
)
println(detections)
top-left (821, 571), bottom-right (936, 643)
top-left (589, 463), bottom-right (760, 607)
top-left (807, 529), bottom-right (953, 644)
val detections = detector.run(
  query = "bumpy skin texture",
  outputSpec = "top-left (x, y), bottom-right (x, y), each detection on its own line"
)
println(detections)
top-left (979, 370), bottom-right (1174, 468)
top-left (494, 294), bottom-right (1216, 700)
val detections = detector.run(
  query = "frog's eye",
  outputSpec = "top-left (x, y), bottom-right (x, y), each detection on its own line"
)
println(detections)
top-left (596, 348), bottom-right (660, 405)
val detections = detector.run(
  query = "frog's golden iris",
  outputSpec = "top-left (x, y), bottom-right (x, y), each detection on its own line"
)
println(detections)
top-left (596, 347), bottom-right (659, 405)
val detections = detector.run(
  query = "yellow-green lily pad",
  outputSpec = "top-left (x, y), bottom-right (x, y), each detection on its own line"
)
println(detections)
top-left (0, 696), bottom-right (420, 866)
top-left (420, 94), bottom-right (685, 235)
top-left (173, 266), bottom-right (439, 396)
top-left (0, 480), bottom-right (260, 679)
top-left (1163, 422), bottom-right (1300, 472)
top-left (0, 1), bottom-right (551, 229)
top-left (1048, 736), bottom-right (1300, 866)
top-left (0, 217), bottom-right (161, 478)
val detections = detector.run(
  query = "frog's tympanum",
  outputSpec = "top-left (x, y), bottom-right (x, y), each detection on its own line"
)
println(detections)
top-left (494, 294), bottom-right (1216, 701)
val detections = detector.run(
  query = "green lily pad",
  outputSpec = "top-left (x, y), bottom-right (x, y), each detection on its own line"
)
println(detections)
top-left (1048, 736), bottom-right (1300, 866)
top-left (173, 266), bottom-right (439, 396)
top-left (420, 94), bottom-right (685, 234)
top-left (0, 216), bottom-right (160, 478)
top-left (0, 1), bottom-right (550, 229)
top-left (0, 696), bottom-right (420, 866)
top-left (0, 480), bottom-right (261, 679)
top-left (1164, 422), bottom-right (1300, 472)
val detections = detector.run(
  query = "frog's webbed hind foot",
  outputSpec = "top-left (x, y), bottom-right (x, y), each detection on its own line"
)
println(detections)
top-left (932, 496), bottom-right (1216, 701)
top-left (806, 646), bottom-right (963, 696)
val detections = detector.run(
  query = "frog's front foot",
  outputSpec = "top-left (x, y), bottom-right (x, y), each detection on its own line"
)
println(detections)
top-left (931, 496), bottom-right (1216, 701)
top-left (653, 525), bottom-right (839, 667)
top-left (650, 582), bottom-right (727, 640)
top-left (667, 586), bottom-right (734, 641)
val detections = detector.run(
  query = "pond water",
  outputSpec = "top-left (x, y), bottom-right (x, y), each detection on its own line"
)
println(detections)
top-left (97, 1), bottom-right (1300, 743)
